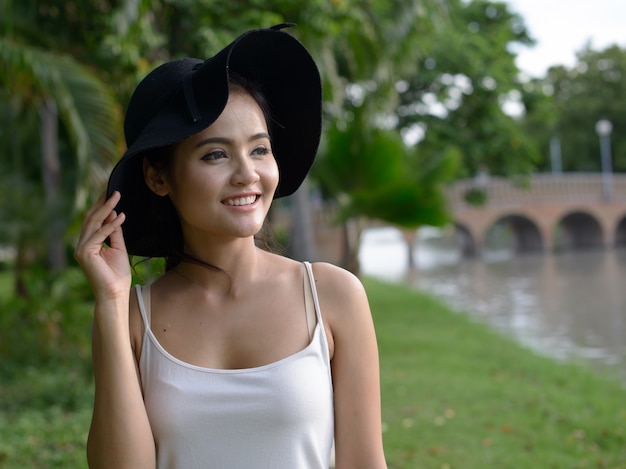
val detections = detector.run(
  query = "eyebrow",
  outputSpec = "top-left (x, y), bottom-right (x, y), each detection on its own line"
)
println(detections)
top-left (195, 132), bottom-right (271, 148)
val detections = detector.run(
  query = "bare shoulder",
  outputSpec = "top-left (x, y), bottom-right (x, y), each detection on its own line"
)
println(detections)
top-left (310, 262), bottom-right (366, 298)
top-left (309, 262), bottom-right (371, 325)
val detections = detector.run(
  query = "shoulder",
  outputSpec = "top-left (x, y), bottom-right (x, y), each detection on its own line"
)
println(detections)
top-left (309, 262), bottom-right (367, 304)
top-left (309, 262), bottom-right (372, 334)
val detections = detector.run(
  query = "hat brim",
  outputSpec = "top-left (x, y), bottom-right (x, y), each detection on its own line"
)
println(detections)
top-left (106, 27), bottom-right (322, 257)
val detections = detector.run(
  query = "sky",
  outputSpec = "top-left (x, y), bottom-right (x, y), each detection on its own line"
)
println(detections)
top-left (505, 0), bottom-right (626, 78)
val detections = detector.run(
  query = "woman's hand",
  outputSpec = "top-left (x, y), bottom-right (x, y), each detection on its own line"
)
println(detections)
top-left (75, 191), bottom-right (131, 303)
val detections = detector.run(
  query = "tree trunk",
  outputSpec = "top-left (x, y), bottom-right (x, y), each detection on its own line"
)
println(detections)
top-left (288, 178), bottom-right (317, 262)
top-left (14, 240), bottom-right (31, 298)
top-left (401, 227), bottom-right (418, 269)
top-left (39, 98), bottom-right (66, 271)
top-left (341, 218), bottom-right (363, 276)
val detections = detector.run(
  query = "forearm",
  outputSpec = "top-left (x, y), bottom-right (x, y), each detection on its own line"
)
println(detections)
top-left (333, 367), bottom-right (387, 469)
top-left (87, 300), bottom-right (156, 469)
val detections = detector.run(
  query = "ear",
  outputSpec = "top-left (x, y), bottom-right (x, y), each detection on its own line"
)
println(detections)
top-left (143, 157), bottom-right (170, 196)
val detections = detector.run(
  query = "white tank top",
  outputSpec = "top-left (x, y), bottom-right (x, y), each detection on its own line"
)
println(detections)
top-left (137, 262), bottom-right (334, 469)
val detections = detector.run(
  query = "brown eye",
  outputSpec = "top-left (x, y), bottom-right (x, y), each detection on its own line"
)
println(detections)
top-left (251, 147), bottom-right (270, 157)
top-left (201, 150), bottom-right (227, 161)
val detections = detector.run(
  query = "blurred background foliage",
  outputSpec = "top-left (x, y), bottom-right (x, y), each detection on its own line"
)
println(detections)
top-left (1, 0), bottom-right (626, 362)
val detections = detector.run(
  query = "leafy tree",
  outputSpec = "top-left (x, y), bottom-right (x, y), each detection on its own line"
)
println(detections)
top-left (310, 0), bottom-right (537, 271)
top-left (521, 44), bottom-right (626, 173)
top-left (0, 2), bottom-right (121, 292)
top-left (396, 0), bottom-right (540, 179)
top-left (316, 106), bottom-right (459, 269)
top-left (0, 1), bottom-right (122, 362)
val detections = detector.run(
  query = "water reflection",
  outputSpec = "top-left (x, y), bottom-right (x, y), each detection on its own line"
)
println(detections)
top-left (359, 227), bottom-right (626, 381)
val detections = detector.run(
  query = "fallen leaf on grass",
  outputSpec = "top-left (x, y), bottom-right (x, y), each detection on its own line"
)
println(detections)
top-left (428, 446), bottom-right (444, 455)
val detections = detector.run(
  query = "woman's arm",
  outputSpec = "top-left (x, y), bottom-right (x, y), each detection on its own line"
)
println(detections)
top-left (75, 192), bottom-right (156, 469)
top-left (313, 263), bottom-right (387, 468)
top-left (86, 294), bottom-right (155, 469)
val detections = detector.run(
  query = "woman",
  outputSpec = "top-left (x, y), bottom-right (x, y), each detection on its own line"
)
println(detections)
top-left (75, 24), bottom-right (387, 469)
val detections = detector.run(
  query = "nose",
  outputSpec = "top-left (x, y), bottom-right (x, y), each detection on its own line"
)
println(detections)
top-left (230, 156), bottom-right (260, 186)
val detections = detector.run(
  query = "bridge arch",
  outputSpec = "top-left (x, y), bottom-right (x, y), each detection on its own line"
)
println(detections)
top-left (614, 215), bottom-right (626, 248)
top-left (555, 211), bottom-right (604, 251)
top-left (486, 214), bottom-right (544, 253)
top-left (454, 222), bottom-right (477, 256)
top-left (447, 174), bottom-right (626, 257)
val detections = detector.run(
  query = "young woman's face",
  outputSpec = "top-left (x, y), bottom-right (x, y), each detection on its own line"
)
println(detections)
top-left (159, 89), bottom-right (279, 243)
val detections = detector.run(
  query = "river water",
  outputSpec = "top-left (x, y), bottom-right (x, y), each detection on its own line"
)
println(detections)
top-left (359, 227), bottom-right (626, 382)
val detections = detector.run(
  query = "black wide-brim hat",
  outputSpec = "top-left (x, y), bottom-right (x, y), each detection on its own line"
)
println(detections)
top-left (106, 24), bottom-right (322, 257)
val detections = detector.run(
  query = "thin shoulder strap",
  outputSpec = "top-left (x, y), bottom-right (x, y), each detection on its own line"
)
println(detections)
top-left (303, 261), bottom-right (324, 331)
top-left (303, 263), bottom-right (316, 341)
top-left (303, 261), bottom-right (332, 374)
top-left (135, 284), bottom-right (152, 329)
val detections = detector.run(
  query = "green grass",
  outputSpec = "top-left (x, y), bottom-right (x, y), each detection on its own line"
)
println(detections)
top-left (0, 362), bottom-right (93, 468)
top-left (366, 278), bottom-right (626, 468)
top-left (0, 277), bottom-right (625, 468)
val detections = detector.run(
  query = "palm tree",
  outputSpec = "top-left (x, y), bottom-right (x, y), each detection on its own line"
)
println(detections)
top-left (0, 33), bottom-right (121, 293)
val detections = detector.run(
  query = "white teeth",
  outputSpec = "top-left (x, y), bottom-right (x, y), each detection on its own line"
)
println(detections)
top-left (225, 196), bottom-right (257, 206)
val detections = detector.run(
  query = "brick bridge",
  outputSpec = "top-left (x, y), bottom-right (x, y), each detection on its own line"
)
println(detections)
top-left (447, 173), bottom-right (626, 256)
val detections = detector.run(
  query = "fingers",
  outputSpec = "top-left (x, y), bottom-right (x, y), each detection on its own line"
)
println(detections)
top-left (83, 191), bottom-right (121, 231)
top-left (107, 211), bottom-right (127, 250)
top-left (100, 209), bottom-right (126, 240)
top-left (84, 190), bottom-right (108, 220)
top-left (75, 191), bottom-right (127, 260)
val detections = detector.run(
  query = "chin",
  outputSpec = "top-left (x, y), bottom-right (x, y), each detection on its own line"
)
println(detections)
top-left (233, 221), bottom-right (266, 239)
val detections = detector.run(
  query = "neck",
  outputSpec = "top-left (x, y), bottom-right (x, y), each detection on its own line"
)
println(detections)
top-left (170, 236), bottom-right (265, 296)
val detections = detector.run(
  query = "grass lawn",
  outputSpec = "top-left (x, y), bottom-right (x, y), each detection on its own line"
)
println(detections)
top-left (0, 363), bottom-right (93, 468)
top-left (0, 276), bottom-right (625, 468)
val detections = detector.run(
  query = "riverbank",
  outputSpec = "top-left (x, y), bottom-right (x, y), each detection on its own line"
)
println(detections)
top-left (1, 277), bottom-right (625, 468)
top-left (367, 278), bottom-right (626, 468)
top-left (361, 229), bottom-right (626, 379)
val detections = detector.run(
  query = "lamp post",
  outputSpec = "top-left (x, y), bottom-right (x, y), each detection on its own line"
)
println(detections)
top-left (595, 119), bottom-right (613, 202)
top-left (550, 136), bottom-right (562, 175)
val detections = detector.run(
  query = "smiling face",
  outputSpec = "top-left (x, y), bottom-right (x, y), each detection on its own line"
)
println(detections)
top-left (145, 87), bottom-right (279, 247)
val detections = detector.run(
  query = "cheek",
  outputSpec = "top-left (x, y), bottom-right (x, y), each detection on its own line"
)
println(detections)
top-left (171, 159), bottom-right (221, 190)
top-left (264, 159), bottom-right (280, 193)
top-left (167, 165), bottom-right (219, 212)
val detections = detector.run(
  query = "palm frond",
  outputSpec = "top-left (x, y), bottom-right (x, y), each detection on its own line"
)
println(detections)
top-left (0, 37), bottom-right (122, 208)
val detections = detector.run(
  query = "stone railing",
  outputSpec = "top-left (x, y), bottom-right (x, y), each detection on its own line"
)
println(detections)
top-left (446, 173), bottom-right (626, 208)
